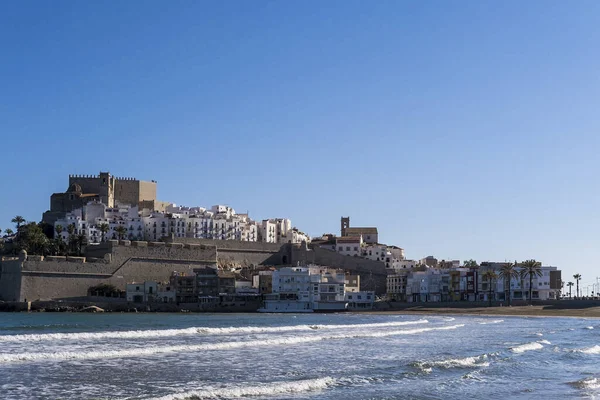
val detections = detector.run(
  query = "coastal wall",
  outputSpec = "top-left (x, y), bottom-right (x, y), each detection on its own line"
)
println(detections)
top-left (163, 237), bottom-right (284, 266)
top-left (0, 256), bottom-right (24, 302)
top-left (1, 238), bottom-right (389, 301)
top-left (1, 241), bottom-right (218, 302)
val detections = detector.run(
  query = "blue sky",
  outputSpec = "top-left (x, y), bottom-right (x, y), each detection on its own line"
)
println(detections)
top-left (1, 1), bottom-right (598, 289)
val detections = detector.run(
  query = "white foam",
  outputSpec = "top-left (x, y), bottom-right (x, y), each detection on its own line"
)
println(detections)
top-left (0, 320), bottom-right (429, 343)
top-left (538, 339), bottom-right (551, 345)
top-left (149, 377), bottom-right (336, 400)
top-left (0, 324), bottom-right (464, 363)
top-left (571, 377), bottom-right (600, 390)
top-left (479, 319), bottom-right (504, 325)
top-left (585, 326), bottom-right (594, 330)
top-left (576, 345), bottom-right (600, 355)
top-left (416, 354), bottom-right (490, 371)
top-left (510, 342), bottom-right (544, 353)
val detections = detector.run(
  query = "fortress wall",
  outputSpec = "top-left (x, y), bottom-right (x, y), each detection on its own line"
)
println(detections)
top-left (166, 237), bottom-right (283, 252)
top-left (138, 180), bottom-right (157, 202)
top-left (0, 258), bottom-right (23, 302)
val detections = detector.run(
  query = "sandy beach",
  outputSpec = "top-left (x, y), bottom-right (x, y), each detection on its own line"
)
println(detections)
top-left (369, 305), bottom-right (600, 318)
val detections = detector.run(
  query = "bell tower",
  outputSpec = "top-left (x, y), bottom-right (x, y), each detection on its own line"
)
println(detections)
top-left (341, 216), bottom-right (350, 237)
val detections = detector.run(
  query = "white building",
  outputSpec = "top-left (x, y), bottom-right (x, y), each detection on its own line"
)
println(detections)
top-left (259, 266), bottom-right (349, 312)
top-left (54, 201), bottom-right (305, 246)
top-left (125, 281), bottom-right (176, 303)
top-left (336, 236), bottom-right (363, 257)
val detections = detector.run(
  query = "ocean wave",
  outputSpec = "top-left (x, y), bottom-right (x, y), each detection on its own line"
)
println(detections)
top-left (585, 326), bottom-right (594, 330)
top-left (570, 377), bottom-right (600, 390)
top-left (0, 324), bottom-right (464, 363)
top-left (0, 320), bottom-right (430, 343)
top-left (413, 354), bottom-right (490, 372)
top-left (538, 340), bottom-right (551, 345)
top-left (574, 345), bottom-right (600, 355)
top-left (479, 319), bottom-right (504, 325)
top-left (510, 341), bottom-right (545, 353)
top-left (149, 377), bottom-right (336, 400)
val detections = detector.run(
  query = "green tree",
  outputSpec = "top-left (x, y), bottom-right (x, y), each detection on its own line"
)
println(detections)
top-left (15, 222), bottom-right (49, 255)
top-left (5, 228), bottom-right (14, 236)
top-left (98, 223), bottom-right (110, 242)
top-left (573, 274), bottom-right (582, 298)
top-left (115, 225), bottom-right (127, 240)
top-left (11, 216), bottom-right (26, 230)
top-left (76, 233), bottom-right (88, 256)
top-left (55, 225), bottom-right (64, 240)
top-left (482, 269), bottom-right (498, 306)
top-left (520, 259), bottom-right (542, 304)
top-left (567, 281), bottom-right (574, 298)
top-left (463, 259), bottom-right (478, 269)
top-left (499, 261), bottom-right (519, 306)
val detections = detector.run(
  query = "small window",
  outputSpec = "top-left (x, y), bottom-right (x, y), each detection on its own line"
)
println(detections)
top-left (346, 246), bottom-right (350, 251)
top-left (354, 246), bottom-right (358, 251)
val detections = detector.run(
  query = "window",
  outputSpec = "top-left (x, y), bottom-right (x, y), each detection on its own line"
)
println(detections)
top-left (354, 246), bottom-right (358, 251)
top-left (346, 246), bottom-right (350, 251)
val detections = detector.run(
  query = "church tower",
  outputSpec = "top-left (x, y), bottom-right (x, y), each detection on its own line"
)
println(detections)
top-left (341, 216), bottom-right (350, 237)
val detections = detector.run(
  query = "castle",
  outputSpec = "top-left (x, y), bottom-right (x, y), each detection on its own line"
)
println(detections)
top-left (42, 172), bottom-right (168, 225)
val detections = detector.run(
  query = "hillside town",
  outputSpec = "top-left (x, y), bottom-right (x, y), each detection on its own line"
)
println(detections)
top-left (0, 171), bottom-right (567, 312)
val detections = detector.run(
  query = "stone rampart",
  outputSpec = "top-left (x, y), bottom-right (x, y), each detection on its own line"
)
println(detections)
top-left (1, 241), bottom-right (218, 302)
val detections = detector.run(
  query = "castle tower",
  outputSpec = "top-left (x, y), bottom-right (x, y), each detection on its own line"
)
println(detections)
top-left (341, 216), bottom-right (350, 237)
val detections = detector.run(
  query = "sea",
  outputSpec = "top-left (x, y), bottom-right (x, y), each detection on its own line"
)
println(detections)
top-left (0, 312), bottom-right (598, 399)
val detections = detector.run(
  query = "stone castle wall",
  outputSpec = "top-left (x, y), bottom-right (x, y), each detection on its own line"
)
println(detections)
top-left (0, 240), bottom-right (218, 302)
top-left (0, 239), bottom-right (389, 301)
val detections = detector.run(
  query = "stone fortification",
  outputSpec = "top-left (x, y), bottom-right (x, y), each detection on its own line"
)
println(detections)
top-left (0, 240), bottom-right (217, 302)
top-left (0, 238), bottom-right (389, 301)
top-left (163, 237), bottom-right (283, 266)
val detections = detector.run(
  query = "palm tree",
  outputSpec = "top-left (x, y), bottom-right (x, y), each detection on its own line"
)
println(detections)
top-left (463, 259), bottom-right (478, 269)
top-left (573, 274), bottom-right (582, 298)
top-left (55, 224), bottom-right (64, 241)
top-left (115, 226), bottom-right (127, 240)
top-left (98, 223), bottom-right (110, 242)
top-left (481, 269), bottom-right (498, 306)
top-left (520, 259), bottom-right (542, 304)
top-left (567, 281), bottom-right (574, 298)
top-left (11, 216), bottom-right (26, 230)
top-left (5, 228), bottom-right (14, 236)
top-left (499, 261), bottom-right (519, 306)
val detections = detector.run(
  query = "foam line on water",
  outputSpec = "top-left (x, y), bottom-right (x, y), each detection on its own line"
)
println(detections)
top-left (0, 319), bottom-right (429, 343)
top-left (510, 341), bottom-right (545, 353)
top-left (413, 353), bottom-right (492, 372)
top-left (0, 324), bottom-right (464, 363)
top-left (479, 319), bottom-right (504, 325)
top-left (570, 377), bottom-right (600, 390)
top-left (147, 377), bottom-right (336, 400)
top-left (573, 345), bottom-right (600, 355)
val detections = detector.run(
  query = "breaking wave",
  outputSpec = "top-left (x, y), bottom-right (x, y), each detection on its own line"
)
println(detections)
top-left (0, 320), bottom-right (429, 343)
top-left (479, 319), bottom-right (504, 325)
top-left (413, 354), bottom-right (491, 372)
top-left (510, 341), bottom-right (545, 353)
top-left (585, 326), bottom-right (594, 330)
top-left (574, 345), bottom-right (600, 355)
top-left (569, 377), bottom-right (600, 390)
top-left (0, 324), bottom-right (464, 363)
top-left (149, 377), bottom-right (336, 400)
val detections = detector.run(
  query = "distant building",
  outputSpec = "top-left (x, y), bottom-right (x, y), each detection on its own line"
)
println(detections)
top-left (340, 216), bottom-right (378, 244)
top-left (43, 172), bottom-right (163, 225)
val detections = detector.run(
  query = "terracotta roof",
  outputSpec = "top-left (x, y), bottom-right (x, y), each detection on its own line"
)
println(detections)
top-left (345, 227), bottom-right (378, 235)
